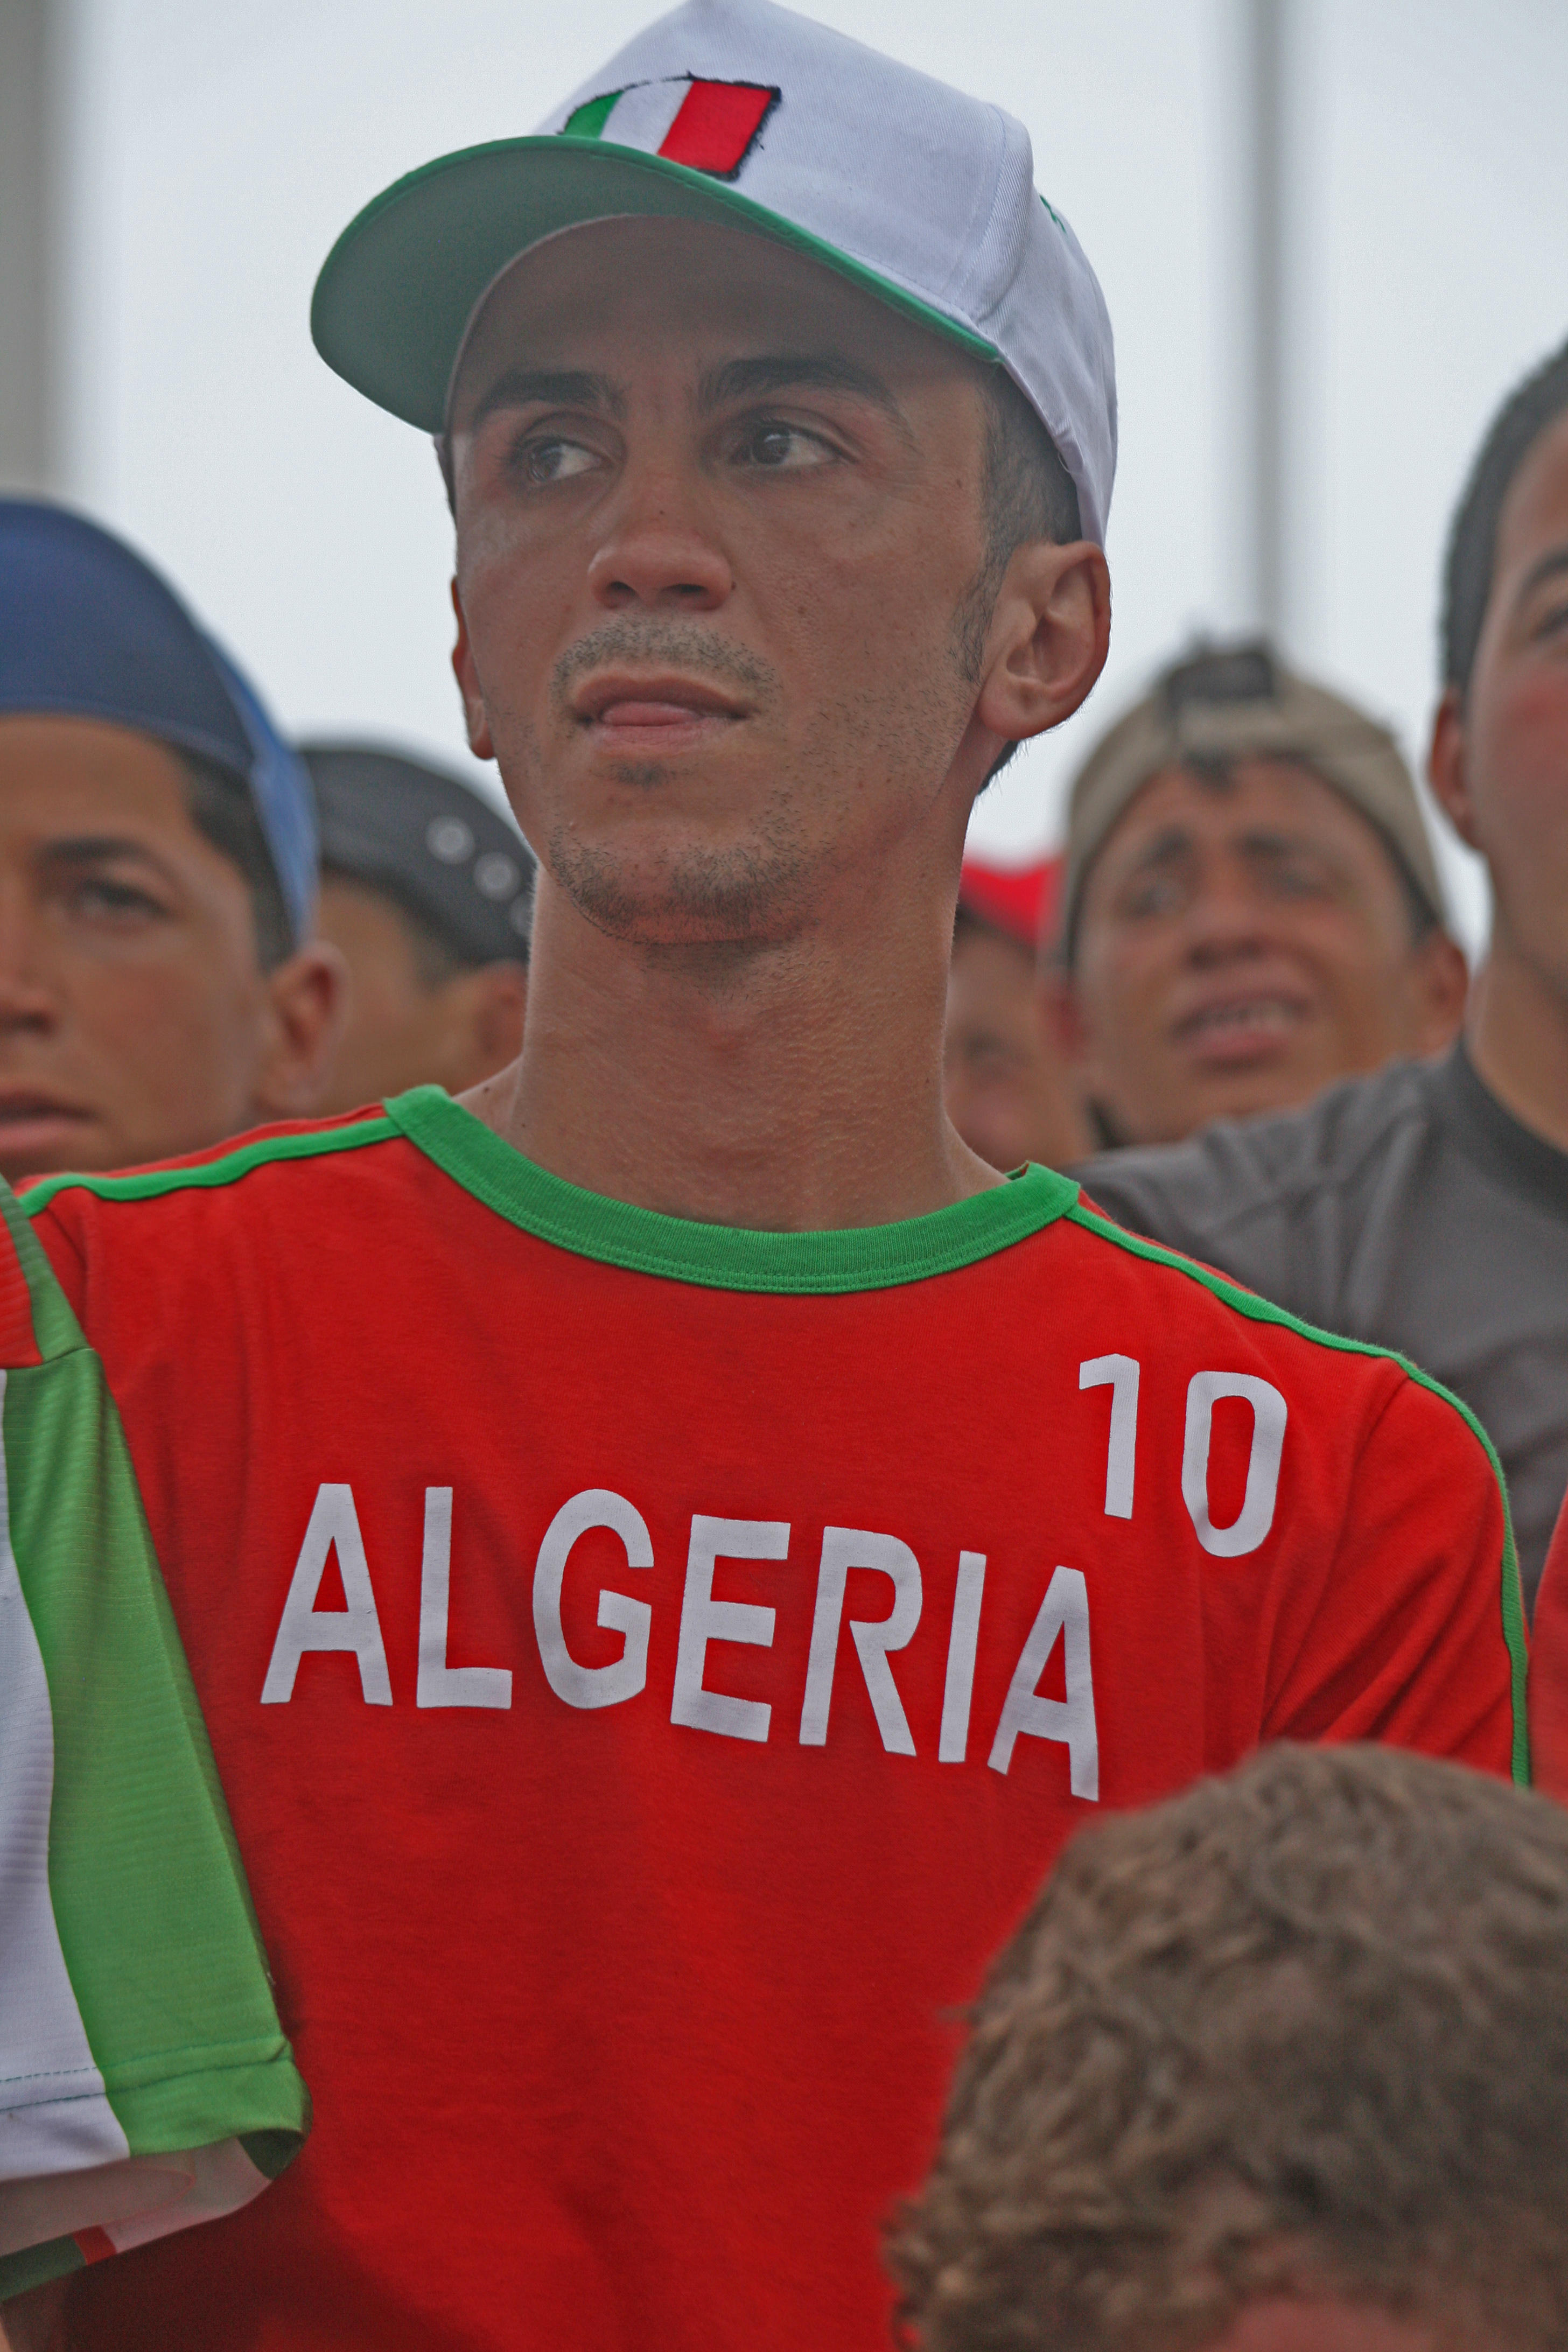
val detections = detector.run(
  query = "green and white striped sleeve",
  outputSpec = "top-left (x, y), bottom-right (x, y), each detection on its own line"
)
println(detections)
top-left (0, 1184), bottom-right (309, 2302)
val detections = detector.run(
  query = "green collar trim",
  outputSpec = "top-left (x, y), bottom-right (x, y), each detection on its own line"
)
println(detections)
top-left (384, 1084), bottom-right (1076, 1294)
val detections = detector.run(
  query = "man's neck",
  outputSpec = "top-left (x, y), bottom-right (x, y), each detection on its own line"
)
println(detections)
top-left (1465, 935), bottom-right (1568, 1156)
top-left (463, 875), bottom-right (1002, 1231)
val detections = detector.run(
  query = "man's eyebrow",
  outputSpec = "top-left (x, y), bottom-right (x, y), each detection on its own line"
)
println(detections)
top-left (463, 367), bottom-right (625, 432)
top-left (698, 353), bottom-right (906, 422)
top-left (1514, 544), bottom-right (1568, 607)
top-left (1235, 828), bottom-right (1333, 860)
top-left (37, 835), bottom-right (174, 872)
top-left (1123, 827), bottom-right (1197, 873)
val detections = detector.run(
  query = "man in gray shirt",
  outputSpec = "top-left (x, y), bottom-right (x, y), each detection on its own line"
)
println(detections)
top-left (1081, 334), bottom-right (1568, 1610)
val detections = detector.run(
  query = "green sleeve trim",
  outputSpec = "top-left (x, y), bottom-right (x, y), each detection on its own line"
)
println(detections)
top-left (1068, 1199), bottom-right (1530, 1783)
top-left (102, 2048), bottom-right (309, 2155)
top-left (19, 1110), bottom-right (399, 1218)
top-left (382, 1085), bottom-right (1079, 1293)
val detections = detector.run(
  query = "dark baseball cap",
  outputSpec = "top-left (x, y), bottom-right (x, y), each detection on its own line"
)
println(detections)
top-left (0, 499), bottom-right (318, 948)
top-left (300, 743), bottom-right (535, 965)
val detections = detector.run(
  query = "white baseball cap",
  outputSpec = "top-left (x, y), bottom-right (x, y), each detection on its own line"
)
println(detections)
top-left (311, 0), bottom-right (1117, 543)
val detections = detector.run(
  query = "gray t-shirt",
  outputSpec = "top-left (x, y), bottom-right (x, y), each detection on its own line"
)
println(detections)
top-left (1076, 1043), bottom-right (1568, 1613)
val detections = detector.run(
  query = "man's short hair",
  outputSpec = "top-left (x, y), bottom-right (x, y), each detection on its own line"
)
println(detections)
top-left (980, 368), bottom-right (1081, 573)
top-left (957, 368), bottom-right (1081, 786)
top-left (891, 1745), bottom-right (1568, 2352)
top-left (1442, 334), bottom-right (1568, 701)
top-left (183, 753), bottom-right (293, 972)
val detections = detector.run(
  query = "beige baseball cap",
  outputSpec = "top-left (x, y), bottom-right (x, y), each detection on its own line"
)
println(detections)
top-left (1058, 640), bottom-right (1447, 959)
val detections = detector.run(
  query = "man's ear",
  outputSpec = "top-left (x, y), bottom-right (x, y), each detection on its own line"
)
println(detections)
top-left (1041, 959), bottom-right (1093, 1075)
top-left (456, 960), bottom-right (528, 1076)
top-left (451, 578), bottom-right (496, 762)
top-left (975, 540), bottom-right (1111, 752)
top-left (1408, 927), bottom-right (1469, 1056)
top-left (1427, 687), bottom-right (1483, 852)
top-left (251, 943), bottom-right (349, 1118)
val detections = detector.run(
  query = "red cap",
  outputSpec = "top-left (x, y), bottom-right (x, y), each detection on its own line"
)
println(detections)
top-left (957, 855), bottom-right (1063, 954)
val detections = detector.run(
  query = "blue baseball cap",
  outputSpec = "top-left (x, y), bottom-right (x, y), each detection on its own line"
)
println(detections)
top-left (0, 500), bottom-right (318, 948)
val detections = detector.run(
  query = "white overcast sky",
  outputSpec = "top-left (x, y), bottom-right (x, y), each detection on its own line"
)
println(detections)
top-left (51, 0), bottom-right (1568, 953)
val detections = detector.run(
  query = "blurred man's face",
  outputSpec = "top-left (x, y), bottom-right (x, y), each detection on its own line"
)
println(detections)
top-left (446, 216), bottom-right (1010, 949)
top-left (1433, 409), bottom-right (1568, 993)
top-left (1063, 758), bottom-right (1466, 1147)
top-left (313, 874), bottom-right (526, 1114)
top-left (943, 916), bottom-right (1087, 1170)
top-left (0, 715), bottom-right (334, 1178)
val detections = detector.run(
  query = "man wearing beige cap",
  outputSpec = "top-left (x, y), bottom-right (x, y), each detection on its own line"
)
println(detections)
top-left (1054, 639), bottom-right (1466, 1150)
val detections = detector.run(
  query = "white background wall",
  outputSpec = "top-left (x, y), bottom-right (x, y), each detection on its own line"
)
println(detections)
top-left (44, 0), bottom-right (1568, 952)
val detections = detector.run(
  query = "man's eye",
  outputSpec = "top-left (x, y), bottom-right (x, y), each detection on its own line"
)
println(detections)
top-left (1534, 600), bottom-right (1568, 642)
top-left (1123, 876), bottom-right (1185, 919)
top-left (69, 879), bottom-right (163, 920)
top-left (514, 436), bottom-right (599, 486)
top-left (1265, 859), bottom-right (1332, 900)
top-left (735, 423), bottom-right (834, 471)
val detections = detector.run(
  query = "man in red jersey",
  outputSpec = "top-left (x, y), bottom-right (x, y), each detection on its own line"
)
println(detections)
top-left (0, 2), bottom-right (1522, 2348)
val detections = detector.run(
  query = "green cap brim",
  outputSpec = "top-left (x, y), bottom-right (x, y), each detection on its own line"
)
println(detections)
top-left (311, 135), bottom-right (997, 432)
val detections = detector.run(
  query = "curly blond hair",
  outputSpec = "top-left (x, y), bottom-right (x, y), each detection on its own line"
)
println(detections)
top-left (890, 1745), bottom-right (1568, 2352)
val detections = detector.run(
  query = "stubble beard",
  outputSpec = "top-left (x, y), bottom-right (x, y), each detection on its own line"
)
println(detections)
top-left (516, 600), bottom-right (989, 944)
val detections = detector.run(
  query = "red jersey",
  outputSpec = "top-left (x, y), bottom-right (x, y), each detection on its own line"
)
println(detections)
top-left (24, 1087), bottom-right (1524, 2350)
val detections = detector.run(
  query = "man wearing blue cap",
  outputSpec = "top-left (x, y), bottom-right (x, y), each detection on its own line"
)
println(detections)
top-left (0, 501), bottom-right (342, 1179)
top-left (0, 5), bottom-right (1522, 2349)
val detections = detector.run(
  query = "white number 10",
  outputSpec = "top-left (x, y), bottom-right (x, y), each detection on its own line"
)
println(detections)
top-left (1079, 1355), bottom-right (1288, 1557)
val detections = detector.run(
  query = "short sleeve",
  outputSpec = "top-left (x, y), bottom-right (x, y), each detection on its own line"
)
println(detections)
top-left (0, 1182), bottom-right (309, 2304)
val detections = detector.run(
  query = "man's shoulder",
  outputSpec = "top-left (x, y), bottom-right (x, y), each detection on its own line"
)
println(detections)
top-left (1059, 1177), bottom-right (1513, 1546)
top-left (20, 1101), bottom-right (412, 1234)
top-left (1059, 1172), bottom-right (1406, 1381)
top-left (1074, 1056), bottom-right (1441, 1254)
top-left (13, 1102), bottom-right (435, 1344)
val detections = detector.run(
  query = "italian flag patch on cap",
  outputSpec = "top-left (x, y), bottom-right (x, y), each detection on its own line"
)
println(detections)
top-left (562, 76), bottom-right (780, 180)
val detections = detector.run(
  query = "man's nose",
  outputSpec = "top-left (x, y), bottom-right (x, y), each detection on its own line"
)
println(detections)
top-left (1182, 862), bottom-right (1275, 965)
top-left (0, 900), bottom-right (58, 1032)
top-left (586, 462), bottom-right (733, 612)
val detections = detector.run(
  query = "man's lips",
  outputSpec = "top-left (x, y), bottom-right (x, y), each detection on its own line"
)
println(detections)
top-left (572, 674), bottom-right (749, 731)
top-left (1172, 993), bottom-right (1311, 1066)
top-left (0, 1094), bottom-right (93, 1161)
top-left (0, 1091), bottom-right (90, 1126)
top-left (596, 700), bottom-right (729, 731)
